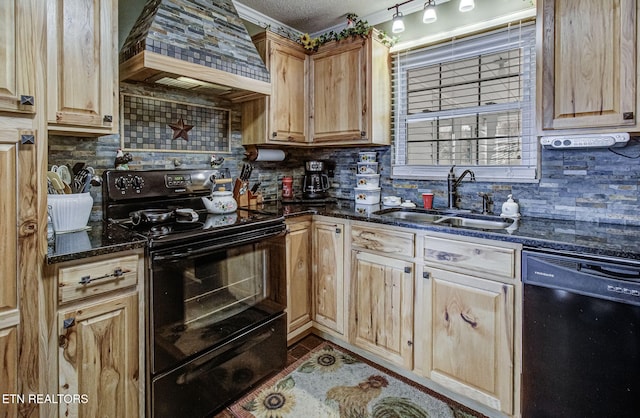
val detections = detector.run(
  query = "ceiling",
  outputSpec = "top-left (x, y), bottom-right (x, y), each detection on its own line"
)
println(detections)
top-left (235, 0), bottom-right (414, 34)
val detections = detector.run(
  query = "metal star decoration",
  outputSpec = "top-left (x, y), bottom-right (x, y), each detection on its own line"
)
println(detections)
top-left (168, 117), bottom-right (194, 141)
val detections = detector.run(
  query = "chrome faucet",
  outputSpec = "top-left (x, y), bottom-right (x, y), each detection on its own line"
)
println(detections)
top-left (447, 165), bottom-right (475, 209)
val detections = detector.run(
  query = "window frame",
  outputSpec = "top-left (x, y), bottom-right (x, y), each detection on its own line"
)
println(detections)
top-left (391, 22), bottom-right (539, 183)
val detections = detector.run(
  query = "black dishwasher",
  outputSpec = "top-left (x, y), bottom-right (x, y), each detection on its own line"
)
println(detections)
top-left (522, 249), bottom-right (640, 417)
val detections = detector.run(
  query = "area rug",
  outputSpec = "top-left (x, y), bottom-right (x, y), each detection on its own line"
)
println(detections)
top-left (229, 342), bottom-right (487, 418)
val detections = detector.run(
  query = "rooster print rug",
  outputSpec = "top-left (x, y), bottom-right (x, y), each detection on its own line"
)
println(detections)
top-left (229, 343), bottom-right (485, 418)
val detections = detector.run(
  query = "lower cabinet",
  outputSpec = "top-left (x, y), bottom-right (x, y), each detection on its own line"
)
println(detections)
top-left (57, 292), bottom-right (139, 418)
top-left (312, 219), bottom-right (346, 337)
top-left (418, 266), bottom-right (515, 415)
top-left (285, 217), bottom-right (313, 343)
top-left (351, 250), bottom-right (414, 369)
top-left (45, 250), bottom-right (144, 418)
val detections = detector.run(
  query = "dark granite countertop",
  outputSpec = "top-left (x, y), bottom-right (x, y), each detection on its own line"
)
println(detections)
top-left (47, 199), bottom-right (640, 264)
top-left (266, 199), bottom-right (640, 261)
top-left (47, 221), bottom-right (147, 264)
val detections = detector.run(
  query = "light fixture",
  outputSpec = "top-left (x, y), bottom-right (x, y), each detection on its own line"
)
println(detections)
top-left (459, 0), bottom-right (475, 12)
top-left (391, 6), bottom-right (405, 33)
top-left (422, 0), bottom-right (437, 24)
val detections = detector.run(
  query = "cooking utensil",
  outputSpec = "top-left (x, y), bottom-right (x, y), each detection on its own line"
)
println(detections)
top-left (47, 171), bottom-right (66, 194)
top-left (129, 209), bottom-right (174, 226)
top-left (73, 169), bottom-right (90, 193)
top-left (71, 162), bottom-right (85, 175)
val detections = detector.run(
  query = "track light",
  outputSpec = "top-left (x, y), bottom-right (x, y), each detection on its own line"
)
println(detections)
top-left (423, 0), bottom-right (437, 24)
top-left (391, 7), bottom-right (405, 33)
top-left (459, 0), bottom-right (475, 12)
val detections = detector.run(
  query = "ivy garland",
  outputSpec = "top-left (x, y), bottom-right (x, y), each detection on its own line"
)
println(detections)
top-left (299, 13), bottom-right (396, 52)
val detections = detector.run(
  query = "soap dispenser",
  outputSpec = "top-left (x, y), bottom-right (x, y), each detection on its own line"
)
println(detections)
top-left (500, 194), bottom-right (521, 219)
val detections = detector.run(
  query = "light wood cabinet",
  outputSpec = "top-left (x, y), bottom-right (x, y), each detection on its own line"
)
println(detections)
top-left (309, 32), bottom-right (390, 145)
top-left (538, 0), bottom-right (638, 132)
top-left (45, 250), bottom-right (144, 418)
top-left (285, 217), bottom-right (313, 343)
top-left (416, 233), bottom-right (520, 415)
top-left (351, 250), bottom-right (414, 370)
top-left (312, 219), bottom-right (346, 337)
top-left (418, 267), bottom-right (514, 415)
top-left (57, 292), bottom-right (139, 418)
top-left (46, 0), bottom-right (118, 135)
top-left (0, 0), bottom-right (36, 114)
top-left (0, 129), bottom-right (21, 418)
top-left (242, 32), bottom-right (308, 145)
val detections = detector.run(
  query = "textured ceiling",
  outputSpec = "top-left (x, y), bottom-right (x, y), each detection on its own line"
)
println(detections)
top-left (235, 0), bottom-right (404, 34)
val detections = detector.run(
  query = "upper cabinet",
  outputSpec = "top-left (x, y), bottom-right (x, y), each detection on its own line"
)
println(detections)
top-left (242, 30), bottom-right (391, 146)
top-left (242, 32), bottom-right (308, 145)
top-left (309, 32), bottom-right (391, 145)
top-left (46, 0), bottom-right (118, 136)
top-left (0, 0), bottom-right (36, 114)
top-left (538, 0), bottom-right (638, 132)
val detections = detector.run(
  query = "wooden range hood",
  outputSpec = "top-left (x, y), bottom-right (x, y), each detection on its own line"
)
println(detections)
top-left (119, 0), bottom-right (271, 103)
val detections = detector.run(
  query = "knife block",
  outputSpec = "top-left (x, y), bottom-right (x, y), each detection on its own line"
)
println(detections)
top-left (233, 178), bottom-right (255, 208)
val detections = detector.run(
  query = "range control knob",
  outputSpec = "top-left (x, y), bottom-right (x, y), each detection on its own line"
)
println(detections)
top-left (131, 176), bottom-right (145, 191)
top-left (115, 176), bottom-right (128, 190)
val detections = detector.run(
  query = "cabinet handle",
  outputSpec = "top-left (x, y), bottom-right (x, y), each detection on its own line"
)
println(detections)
top-left (423, 271), bottom-right (430, 280)
top-left (58, 317), bottom-right (76, 348)
top-left (103, 115), bottom-right (113, 123)
top-left (404, 266), bottom-right (412, 274)
top-left (335, 228), bottom-right (341, 234)
top-left (407, 340), bottom-right (413, 346)
top-left (20, 95), bottom-right (35, 106)
top-left (79, 267), bottom-right (130, 285)
top-left (623, 112), bottom-right (634, 120)
top-left (460, 312), bottom-right (478, 328)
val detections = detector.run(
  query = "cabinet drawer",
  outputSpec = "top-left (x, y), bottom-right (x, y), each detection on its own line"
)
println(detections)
top-left (58, 255), bottom-right (139, 304)
top-left (423, 236), bottom-right (516, 279)
top-left (352, 225), bottom-right (414, 257)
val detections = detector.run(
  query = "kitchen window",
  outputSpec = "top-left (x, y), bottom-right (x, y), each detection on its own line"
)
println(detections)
top-left (392, 23), bottom-right (537, 181)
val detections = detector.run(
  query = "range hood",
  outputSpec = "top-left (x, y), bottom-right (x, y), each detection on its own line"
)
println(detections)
top-left (120, 0), bottom-right (270, 102)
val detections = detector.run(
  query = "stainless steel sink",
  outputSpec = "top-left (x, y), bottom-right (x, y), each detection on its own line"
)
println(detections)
top-left (372, 208), bottom-right (445, 223)
top-left (434, 215), bottom-right (514, 230)
top-left (373, 208), bottom-right (515, 230)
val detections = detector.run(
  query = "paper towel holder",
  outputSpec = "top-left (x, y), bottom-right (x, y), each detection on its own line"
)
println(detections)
top-left (243, 145), bottom-right (286, 162)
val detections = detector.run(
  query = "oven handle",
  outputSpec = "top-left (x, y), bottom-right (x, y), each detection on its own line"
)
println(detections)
top-left (152, 229), bottom-right (286, 262)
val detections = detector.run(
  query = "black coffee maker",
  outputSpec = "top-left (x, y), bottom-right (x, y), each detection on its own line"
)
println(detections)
top-left (302, 160), bottom-right (330, 199)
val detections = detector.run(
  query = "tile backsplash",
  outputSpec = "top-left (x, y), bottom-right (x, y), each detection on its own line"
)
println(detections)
top-left (48, 84), bottom-right (640, 225)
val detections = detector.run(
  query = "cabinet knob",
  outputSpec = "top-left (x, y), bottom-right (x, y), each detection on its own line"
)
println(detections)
top-left (103, 115), bottom-right (113, 123)
top-left (63, 318), bottom-right (76, 329)
top-left (407, 340), bottom-right (413, 346)
top-left (423, 271), bottom-right (430, 279)
top-left (360, 131), bottom-right (366, 137)
top-left (20, 134), bottom-right (35, 145)
top-left (20, 95), bottom-right (35, 106)
top-left (272, 132), bottom-right (277, 138)
top-left (335, 228), bottom-right (341, 234)
top-left (404, 266), bottom-right (412, 274)
top-left (623, 112), bottom-right (634, 120)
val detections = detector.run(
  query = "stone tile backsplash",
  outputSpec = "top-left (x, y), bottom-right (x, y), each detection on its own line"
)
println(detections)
top-left (48, 84), bottom-right (640, 226)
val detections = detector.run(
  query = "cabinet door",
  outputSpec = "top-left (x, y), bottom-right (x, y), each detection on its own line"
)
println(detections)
top-left (310, 40), bottom-right (366, 142)
top-left (0, 326), bottom-right (18, 418)
top-left (0, 0), bottom-right (36, 114)
top-left (58, 292), bottom-right (139, 418)
top-left (422, 267), bottom-right (514, 415)
top-left (47, 0), bottom-right (118, 134)
top-left (312, 220), bottom-right (345, 335)
top-left (0, 132), bottom-right (18, 318)
top-left (285, 219), bottom-right (312, 338)
top-left (270, 41), bottom-right (308, 143)
top-left (539, 0), bottom-right (637, 130)
top-left (352, 251), bottom-right (414, 369)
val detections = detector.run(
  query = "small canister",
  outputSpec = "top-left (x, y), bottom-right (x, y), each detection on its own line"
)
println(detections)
top-left (282, 176), bottom-right (293, 199)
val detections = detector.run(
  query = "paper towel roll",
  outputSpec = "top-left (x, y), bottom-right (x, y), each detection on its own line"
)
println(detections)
top-left (251, 148), bottom-right (286, 162)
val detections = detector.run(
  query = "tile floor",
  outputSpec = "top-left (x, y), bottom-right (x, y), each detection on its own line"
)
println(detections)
top-left (213, 334), bottom-right (325, 418)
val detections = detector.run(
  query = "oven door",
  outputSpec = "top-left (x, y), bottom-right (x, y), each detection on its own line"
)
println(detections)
top-left (149, 227), bottom-right (286, 375)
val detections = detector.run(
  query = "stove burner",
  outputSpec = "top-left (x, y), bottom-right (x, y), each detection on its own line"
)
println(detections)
top-left (148, 221), bottom-right (203, 238)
